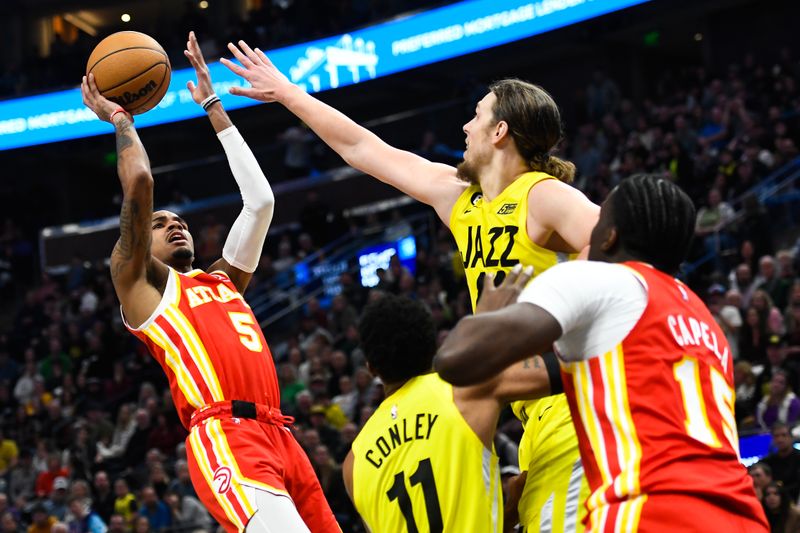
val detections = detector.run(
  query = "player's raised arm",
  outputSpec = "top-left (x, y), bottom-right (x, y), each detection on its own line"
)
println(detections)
top-left (184, 32), bottom-right (275, 293)
top-left (220, 40), bottom-right (466, 224)
top-left (528, 179), bottom-right (599, 256)
top-left (435, 265), bottom-right (562, 387)
top-left (444, 265), bottom-right (561, 396)
top-left (82, 73), bottom-right (166, 326)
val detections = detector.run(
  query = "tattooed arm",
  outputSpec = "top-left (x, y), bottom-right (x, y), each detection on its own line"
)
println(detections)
top-left (82, 74), bottom-right (167, 327)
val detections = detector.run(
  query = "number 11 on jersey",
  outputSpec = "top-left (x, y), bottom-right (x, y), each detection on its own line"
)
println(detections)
top-left (386, 458), bottom-right (443, 533)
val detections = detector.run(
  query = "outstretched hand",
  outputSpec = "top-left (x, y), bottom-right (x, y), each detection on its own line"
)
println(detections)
top-left (475, 264), bottom-right (534, 314)
top-left (220, 40), bottom-right (293, 103)
top-left (81, 73), bottom-right (119, 123)
top-left (184, 31), bottom-right (214, 104)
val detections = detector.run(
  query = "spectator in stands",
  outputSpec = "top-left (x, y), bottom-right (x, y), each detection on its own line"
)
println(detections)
top-left (1, 511), bottom-right (20, 533)
top-left (165, 460), bottom-right (196, 501)
top-left (749, 463), bottom-right (774, 501)
top-left (123, 409), bottom-right (152, 467)
top-left (786, 296), bottom-right (800, 353)
top-left (133, 516), bottom-right (150, 533)
top-left (695, 188), bottom-right (736, 270)
top-left (13, 359), bottom-right (40, 406)
top-left (112, 479), bottom-right (137, 529)
top-left (757, 335), bottom-right (800, 397)
top-left (278, 363), bottom-right (306, 409)
top-left (762, 482), bottom-right (800, 533)
top-left (708, 284), bottom-right (743, 359)
top-left (163, 490), bottom-right (211, 532)
top-left (328, 295), bottom-right (358, 339)
top-left (751, 289), bottom-right (785, 336)
top-left (734, 361), bottom-right (758, 428)
top-left (8, 449), bottom-right (35, 502)
top-left (67, 423), bottom-right (94, 482)
top-left (65, 496), bottom-right (105, 533)
top-left (146, 414), bottom-right (185, 458)
top-left (105, 515), bottom-right (124, 533)
top-left (731, 263), bottom-right (758, 309)
top-left (756, 370), bottom-right (800, 430)
top-left (0, 426), bottom-right (18, 476)
top-left (762, 423), bottom-right (800, 502)
top-left (758, 255), bottom-right (791, 311)
top-left (310, 444), bottom-right (353, 527)
top-left (741, 307), bottom-right (768, 362)
top-left (333, 422), bottom-right (358, 464)
top-left (332, 376), bottom-right (358, 421)
top-left (44, 477), bottom-right (69, 521)
top-left (39, 339), bottom-right (71, 383)
top-left (35, 454), bottom-right (68, 498)
top-left (26, 504), bottom-right (55, 533)
top-left (95, 404), bottom-right (135, 469)
top-left (138, 486), bottom-right (170, 531)
top-left (91, 471), bottom-right (115, 524)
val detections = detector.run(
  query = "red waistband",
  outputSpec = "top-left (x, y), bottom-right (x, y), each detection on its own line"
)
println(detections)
top-left (190, 400), bottom-right (294, 429)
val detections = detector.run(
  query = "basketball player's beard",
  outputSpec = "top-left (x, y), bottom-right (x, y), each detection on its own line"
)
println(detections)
top-left (171, 246), bottom-right (193, 261)
top-left (456, 160), bottom-right (480, 185)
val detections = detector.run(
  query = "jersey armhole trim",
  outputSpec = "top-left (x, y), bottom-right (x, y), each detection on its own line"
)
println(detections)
top-left (121, 268), bottom-right (178, 332)
top-left (449, 185), bottom-right (477, 230)
top-left (519, 174), bottom-right (558, 252)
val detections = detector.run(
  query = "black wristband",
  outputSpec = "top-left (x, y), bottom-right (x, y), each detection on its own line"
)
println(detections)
top-left (202, 96), bottom-right (221, 111)
top-left (542, 351), bottom-right (564, 395)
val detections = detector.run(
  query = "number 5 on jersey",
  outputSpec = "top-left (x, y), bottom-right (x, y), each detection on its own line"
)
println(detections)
top-left (228, 311), bottom-right (263, 352)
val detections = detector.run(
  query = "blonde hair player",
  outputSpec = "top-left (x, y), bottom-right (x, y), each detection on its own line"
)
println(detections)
top-left (81, 32), bottom-right (339, 532)
top-left (221, 40), bottom-right (598, 531)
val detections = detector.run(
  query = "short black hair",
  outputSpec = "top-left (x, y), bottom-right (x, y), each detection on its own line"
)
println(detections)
top-left (358, 294), bottom-right (437, 384)
top-left (612, 174), bottom-right (696, 274)
top-left (771, 421), bottom-right (790, 435)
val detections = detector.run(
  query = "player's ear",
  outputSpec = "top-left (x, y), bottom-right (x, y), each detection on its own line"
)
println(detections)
top-left (600, 226), bottom-right (618, 253)
top-left (492, 120), bottom-right (509, 145)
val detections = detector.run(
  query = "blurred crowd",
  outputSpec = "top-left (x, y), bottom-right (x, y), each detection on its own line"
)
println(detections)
top-left (1, 13), bottom-right (800, 533)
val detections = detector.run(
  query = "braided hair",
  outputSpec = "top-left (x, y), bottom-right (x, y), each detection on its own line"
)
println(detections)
top-left (611, 174), bottom-right (696, 274)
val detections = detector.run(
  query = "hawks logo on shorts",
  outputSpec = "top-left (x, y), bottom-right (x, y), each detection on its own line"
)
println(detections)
top-left (213, 466), bottom-right (233, 494)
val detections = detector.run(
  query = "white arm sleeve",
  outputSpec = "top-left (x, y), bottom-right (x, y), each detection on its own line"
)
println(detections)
top-left (218, 126), bottom-right (275, 273)
top-left (517, 261), bottom-right (649, 361)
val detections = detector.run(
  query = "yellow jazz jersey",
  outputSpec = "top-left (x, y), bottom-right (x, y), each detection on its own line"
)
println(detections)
top-left (352, 373), bottom-right (502, 533)
top-left (449, 171), bottom-right (575, 307)
top-left (449, 171), bottom-right (585, 532)
top-left (512, 396), bottom-right (589, 532)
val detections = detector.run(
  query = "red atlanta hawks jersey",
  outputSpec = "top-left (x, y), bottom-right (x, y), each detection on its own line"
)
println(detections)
top-left (560, 261), bottom-right (767, 531)
top-left (124, 268), bottom-right (280, 428)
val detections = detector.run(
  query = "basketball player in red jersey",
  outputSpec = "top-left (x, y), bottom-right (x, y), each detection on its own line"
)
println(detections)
top-left (436, 175), bottom-right (768, 532)
top-left (80, 32), bottom-right (339, 532)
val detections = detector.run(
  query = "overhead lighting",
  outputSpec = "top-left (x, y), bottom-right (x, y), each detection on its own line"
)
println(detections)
top-left (199, 1), bottom-right (209, 8)
top-left (121, 13), bottom-right (131, 22)
top-left (694, 33), bottom-right (703, 41)
top-left (62, 13), bottom-right (98, 37)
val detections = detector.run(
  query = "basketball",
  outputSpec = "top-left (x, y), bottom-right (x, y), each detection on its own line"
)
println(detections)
top-left (86, 31), bottom-right (171, 115)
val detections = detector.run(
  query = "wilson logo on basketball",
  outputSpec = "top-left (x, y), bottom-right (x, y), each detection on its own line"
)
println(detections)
top-left (213, 466), bottom-right (233, 494)
top-left (108, 79), bottom-right (158, 107)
